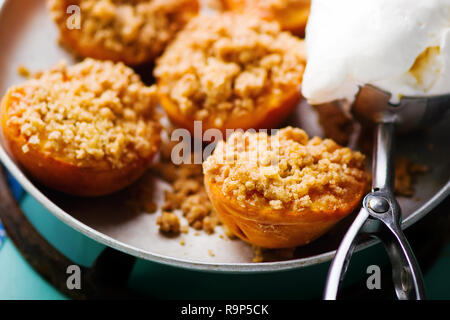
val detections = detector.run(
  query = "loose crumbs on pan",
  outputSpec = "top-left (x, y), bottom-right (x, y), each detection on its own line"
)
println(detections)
top-left (154, 13), bottom-right (306, 127)
top-left (17, 65), bottom-right (31, 78)
top-left (47, 0), bottom-right (198, 64)
top-left (151, 160), bottom-right (221, 234)
top-left (124, 127), bottom-right (224, 235)
top-left (156, 211), bottom-right (181, 235)
top-left (203, 127), bottom-right (367, 211)
top-left (395, 156), bottom-right (429, 197)
top-left (5, 59), bottom-right (160, 168)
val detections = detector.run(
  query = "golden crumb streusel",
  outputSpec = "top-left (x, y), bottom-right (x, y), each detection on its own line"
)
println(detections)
top-left (47, 0), bottom-right (199, 65)
top-left (152, 161), bottom-right (221, 233)
top-left (154, 13), bottom-right (306, 126)
top-left (157, 211), bottom-right (181, 235)
top-left (17, 65), bottom-right (31, 78)
top-left (5, 59), bottom-right (160, 168)
top-left (123, 125), bottom-right (222, 234)
top-left (149, 128), bottom-right (221, 233)
top-left (203, 127), bottom-right (367, 211)
top-left (395, 157), bottom-right (429, 197)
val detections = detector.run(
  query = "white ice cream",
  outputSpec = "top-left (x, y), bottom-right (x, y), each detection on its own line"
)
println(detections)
top-left (302, 0), bottom-right (450, 104)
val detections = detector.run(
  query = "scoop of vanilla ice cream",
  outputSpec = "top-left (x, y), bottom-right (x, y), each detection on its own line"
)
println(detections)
top-left (302, 0), bottom-right (450, 104)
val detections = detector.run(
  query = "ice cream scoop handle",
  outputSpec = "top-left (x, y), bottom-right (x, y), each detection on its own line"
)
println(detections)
top-left (372, 121), bottom-right (395, 190)
top-left (324, 122), bottom-right (426, 300)
top-left (371, 122), bottom-right (425, 299)
top-left (376, 219), bottom-right (426, 299)
top-left (323, 207), bottom-right (370, 300)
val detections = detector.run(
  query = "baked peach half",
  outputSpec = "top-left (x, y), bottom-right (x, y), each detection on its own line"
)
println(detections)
top-left (222, 0), bottom-right (311, 37)
top-left (158, 85), bottom-right (301, 135)
top-left (155, 13), bottom-right (306, 134)
top-left (203, 127), bottom-right (367, 248)
top-left (0, 59), bottom-right (161, 197)
top-left (47, 0), bottom-right (199, 66)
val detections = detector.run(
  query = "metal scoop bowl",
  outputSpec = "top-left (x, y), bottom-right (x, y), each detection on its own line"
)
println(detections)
top-left (324, 85), bottom-right (450, 300)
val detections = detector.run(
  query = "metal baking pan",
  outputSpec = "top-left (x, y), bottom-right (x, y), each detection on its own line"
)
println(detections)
top-left (0, 0), bottom-right (449, 274)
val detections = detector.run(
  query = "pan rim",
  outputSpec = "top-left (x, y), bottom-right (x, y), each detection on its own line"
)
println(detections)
top-left (2, 141), bottom-right (449, 273)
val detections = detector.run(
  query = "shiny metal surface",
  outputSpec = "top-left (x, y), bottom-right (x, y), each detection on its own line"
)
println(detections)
top-left (0, 0), bottom-right (449, 273)
top-left (326, 85), bottom-right (450, 299)
top-left (354, 85), bottom-right (450, 133)
top-left (323, 207), bottom-right (370, 299)
top-left (367, 197), bottom-right (390, 213)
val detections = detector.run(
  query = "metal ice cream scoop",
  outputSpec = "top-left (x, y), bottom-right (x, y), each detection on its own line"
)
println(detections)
top-left (324, 85), bottom-right (450, 300)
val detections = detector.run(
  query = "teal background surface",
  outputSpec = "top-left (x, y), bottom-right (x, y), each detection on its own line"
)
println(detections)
top-left (0, 194), bottom-right (449, 300)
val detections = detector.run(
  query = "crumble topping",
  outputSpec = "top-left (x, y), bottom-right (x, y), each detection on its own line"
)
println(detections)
top-left (47, 0), bottom-right (198, 64)
top-left (154, 13), bottom-right (306, 126)
top-left (203, 127), bottom-right (367, 211)
top-left (148, 127), bottom-right (221, 233)
top-left (395, 157), bottom-right (429, 197)
top-left (152, 161), bottom-right (221, 233)
top-left (123, 125), bottom-right (222, 234)
top-left (157, 211), bottom-right (181, 235)
top-left (17, 65), bottom-right (31, 78)
top-left (5, 59), bottom-right (160, 168)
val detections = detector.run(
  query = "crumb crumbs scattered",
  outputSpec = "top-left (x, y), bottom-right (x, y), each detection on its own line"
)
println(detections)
top-left (17, 65), bottom-right (31, 78)
top-left (181, 225), bottom-right (189, 234)
top-left (179, 238), bottom-right (186, 246)
top-left (252, 246), bottom-right (296, 262)
top-left (157, 211), bottom-right (181, 235)
top-left (208, 249), bottom-right (215, 257)
top-left (252, 246), bottom-right (264, 263)
top-left (150, 133), bottom-right (221, 233)
top-left (395, 157), bottom-right (429, 197)
top-left (409, 162), bottom-right (429, 174)
top-left (203, 216), bottom-right (218, 234)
